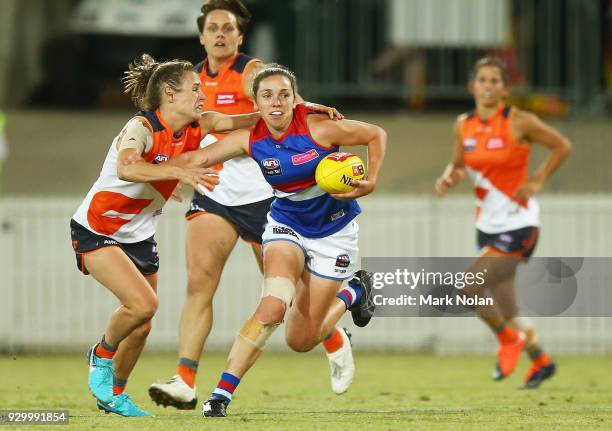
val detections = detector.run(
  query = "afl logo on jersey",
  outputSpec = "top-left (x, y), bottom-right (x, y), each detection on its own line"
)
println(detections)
top-left (463, 138), bottom-right (477, 153)
top-left (262, 158), bottom-right (282, 176)
top-left (152, 154), bottom-right (169, 164)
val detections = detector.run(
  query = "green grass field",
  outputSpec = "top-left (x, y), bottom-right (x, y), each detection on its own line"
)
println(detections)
top-left (1, 352), bottom-right (611, 430)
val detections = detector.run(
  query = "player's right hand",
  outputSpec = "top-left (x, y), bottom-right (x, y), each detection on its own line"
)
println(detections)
top-left (434, 176), bottom-right (453, 197)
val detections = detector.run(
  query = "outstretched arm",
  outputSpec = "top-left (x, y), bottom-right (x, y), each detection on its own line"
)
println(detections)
top-left (311, 116), bottom-right (387, 200)
top-left (199, 111), bottom-right (260, 135)
top-left (435, 116), bottom-right (467, 197)
top-left (167, 128), bottom-right (251, 169)
top-left (115, 118), bottom-right (217, 190)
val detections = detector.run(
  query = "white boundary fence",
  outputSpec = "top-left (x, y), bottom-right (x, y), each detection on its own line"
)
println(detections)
top-left (1, 195), bottom-right (611, 354)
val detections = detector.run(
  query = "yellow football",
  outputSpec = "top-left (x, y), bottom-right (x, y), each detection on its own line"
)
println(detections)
top-left (315, 152), bottom-right (366, 194)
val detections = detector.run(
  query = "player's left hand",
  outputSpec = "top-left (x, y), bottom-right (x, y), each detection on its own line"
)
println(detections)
top-left (330, 179), bottom-right (375, 200)
top-left (513, 178), bottom-right (542, 202)
top-left (303, 102), bottom-right (344, 120)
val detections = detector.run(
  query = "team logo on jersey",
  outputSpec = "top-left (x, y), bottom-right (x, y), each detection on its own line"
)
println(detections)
top-left (335, 254), bottom-right (350, 268)
top-left (152, 154), bottom-right (169, 164)
top-left (215, 92), bottom-right (238, 107)
top-left (486, 137), bottom-right (505, 150)
top-left (330, 209), bottom-right (345, 221)
top-left (291, 149), bottom-right (319, 165)
top-left (463, 138), bottom-right (477, 153)
top-left (262, 158), bottom-right (282, 176)
top-left (272, 226), bottom-right (298, 238)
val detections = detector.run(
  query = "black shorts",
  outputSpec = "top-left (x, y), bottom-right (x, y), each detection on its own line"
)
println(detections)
top-left (477, 226), bottom-right (539, 258)
top-left (185, 193), bottom-right (274, 244)
top-left (70, 219), bottom-right (159, 275)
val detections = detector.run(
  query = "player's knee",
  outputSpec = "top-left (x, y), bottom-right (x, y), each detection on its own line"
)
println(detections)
top-left (258, 276), bottom-right (295, 319)
top-left (135, 294), bottom-right (158, 321)
top-left (285, 335), bottom-right (316, 353)
top-left (186, 264), bottom-right (219, 297)
top-left (254, 296), bottom-right (287, 324)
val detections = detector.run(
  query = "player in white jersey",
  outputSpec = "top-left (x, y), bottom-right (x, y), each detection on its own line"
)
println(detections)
top-left (72, 53), bottom-right (264, 417)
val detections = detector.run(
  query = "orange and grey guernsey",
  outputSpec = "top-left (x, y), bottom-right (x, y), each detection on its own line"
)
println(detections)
top-left (459, 105), bottom-right (539, 233)
top-left (72, 110), bottom-right (202, 243)
top-left (192, 53), bottom-right (273, 206)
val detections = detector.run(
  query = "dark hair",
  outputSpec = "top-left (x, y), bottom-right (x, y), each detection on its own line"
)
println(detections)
top-left (197, 0), bottom-right (251, 34)
top-left (122, 54), bottom-right (194, 111)
top-left (470, 56), bottom-right (509, 85)
top-left (252, 63), bottom-right (298, 99)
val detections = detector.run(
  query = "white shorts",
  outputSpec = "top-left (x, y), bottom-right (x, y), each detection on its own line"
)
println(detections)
top-left (262, 215), bottom-right (359, 281)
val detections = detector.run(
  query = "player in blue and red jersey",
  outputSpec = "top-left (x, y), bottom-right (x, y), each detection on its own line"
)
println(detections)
top-left (148, 0), bottom-right (348, 410)
top-left (162, 63), bottom-right (386, 416)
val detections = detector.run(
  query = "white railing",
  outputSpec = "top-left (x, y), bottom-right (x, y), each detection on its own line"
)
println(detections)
top-left (1, 195), bottom-right (611, 354)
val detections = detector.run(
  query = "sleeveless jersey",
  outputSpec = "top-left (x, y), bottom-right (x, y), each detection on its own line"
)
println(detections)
top-left (249, 104), bottom-right (361, 238)
top-left (72, 110), bottom-right (202, 243)
top-left (194, 53), bottom-right (273, 206)
top-left (460, 105), bottom-right (539, 233)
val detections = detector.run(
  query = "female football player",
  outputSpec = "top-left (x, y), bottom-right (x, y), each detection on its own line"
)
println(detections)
top-left (148, 0), bottom-right (349, 410)
top-left (157, 63), bottom-right (386, 416)
top-left (72, 53), bottom-right (270, 416)
top-left (435, 56), bottom-right (571, 388)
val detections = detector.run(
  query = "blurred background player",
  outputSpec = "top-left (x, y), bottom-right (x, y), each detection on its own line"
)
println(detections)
top-left (435, 56), bottom-right (571, 388)
top-left (148, 0), bottom-right (349, 410)
top-left (160, 64), bottom-right (386, 417)
top-left (73, 53), bottom-right (268, 416)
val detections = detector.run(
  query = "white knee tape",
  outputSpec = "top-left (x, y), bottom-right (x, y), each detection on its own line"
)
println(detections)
top-left (239, 316), bottom-right (280, 349)
top-left (261, 277), bottom-right (295, 308)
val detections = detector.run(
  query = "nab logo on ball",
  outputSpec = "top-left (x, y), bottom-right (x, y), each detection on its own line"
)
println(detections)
top-left (262, 158), bottom-right (282, 176)
top-left (315, 152), bottom-right (366, 194)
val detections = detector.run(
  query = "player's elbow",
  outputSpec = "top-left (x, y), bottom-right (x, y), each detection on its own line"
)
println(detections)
top-left (558, 138), bottom-right (572, 158)
top-left (116, 163), bottom-right (139, 182)
top-left (375, 126), bottom-right (387, 143)
top-left (116, 164), bottom-right (131, 182)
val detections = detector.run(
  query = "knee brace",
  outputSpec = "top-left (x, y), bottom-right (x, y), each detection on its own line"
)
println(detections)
top-left (509, 317), bottom-right (538, 345)
top-left (261, 277), bottom-right (296, 309)
top-left (239, 316), bottom-right (280, 349)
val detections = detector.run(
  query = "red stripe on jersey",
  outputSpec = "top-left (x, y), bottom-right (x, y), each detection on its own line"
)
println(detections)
top-left (273, 178), bottom-right (317, 193)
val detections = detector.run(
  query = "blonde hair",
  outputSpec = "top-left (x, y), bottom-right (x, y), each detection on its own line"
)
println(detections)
top-left (122, 54), bottom-right (194, 111)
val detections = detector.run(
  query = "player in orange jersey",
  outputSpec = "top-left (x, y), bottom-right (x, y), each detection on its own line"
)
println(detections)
top-left (148, 0), bottom-right (353, 410)
top-left (72, 53), bottom-right (272, 416)
top-left (435, 57), bottom-right (571, 388)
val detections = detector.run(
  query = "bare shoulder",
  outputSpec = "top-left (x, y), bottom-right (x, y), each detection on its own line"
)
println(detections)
top-left (307, 113), bottom-right (341, 135)
top-left (456, 112), bottom-right (469, 125)
top-left (131, 115), bottom-right (154, 133)
top-left (511, 107), bottom-right (539, 125)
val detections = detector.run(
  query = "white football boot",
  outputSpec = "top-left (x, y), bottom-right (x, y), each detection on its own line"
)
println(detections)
top-left (148, 375), bottom-right (197, 410)
top-left (326, 327), bottom-right (355, 395)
